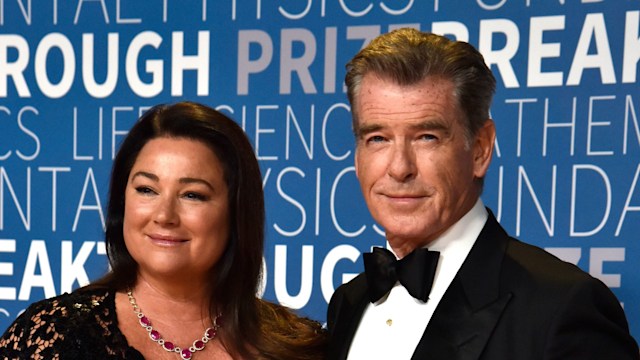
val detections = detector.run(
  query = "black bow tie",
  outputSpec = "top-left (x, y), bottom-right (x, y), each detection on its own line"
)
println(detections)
top-left (363, 247), bottom-right (440, 303)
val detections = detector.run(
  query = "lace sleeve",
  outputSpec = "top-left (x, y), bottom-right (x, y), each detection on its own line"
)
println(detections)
top-left (0, 298), bottom-right (70, 360)
top-left (1, 290), bottom-right (140, 360)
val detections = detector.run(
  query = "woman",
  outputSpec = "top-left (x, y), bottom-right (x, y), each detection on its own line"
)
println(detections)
top-left (0, 102), bottom-right (326, 359)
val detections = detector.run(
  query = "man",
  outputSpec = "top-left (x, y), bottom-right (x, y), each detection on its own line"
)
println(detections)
top-left (327, 28), bottom-right (639, 359)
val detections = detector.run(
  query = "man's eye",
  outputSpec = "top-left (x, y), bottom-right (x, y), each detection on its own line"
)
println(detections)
top-left (367, 135), bottom-right (386, 143)
top-left (419, 134), bottom-right (437, 141)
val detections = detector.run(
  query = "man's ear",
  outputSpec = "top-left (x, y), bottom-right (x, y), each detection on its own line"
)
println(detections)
top-left (354, 147), bottom-right (360, 179)
top-left (473, 119), bottom-right (496, 179)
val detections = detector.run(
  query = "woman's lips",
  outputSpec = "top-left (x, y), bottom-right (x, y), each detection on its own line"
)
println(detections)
top-left (147, 233), bottom-right (188, 245)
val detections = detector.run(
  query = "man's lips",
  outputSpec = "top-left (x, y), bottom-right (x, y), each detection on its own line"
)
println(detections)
top-left (379, 193), bottom-right (428, 206)
top-left (382, 193), bottom-right (427, 199)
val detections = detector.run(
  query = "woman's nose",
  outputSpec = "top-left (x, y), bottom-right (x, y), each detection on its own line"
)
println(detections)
top-left (153, 195), bottom-right (179, 225)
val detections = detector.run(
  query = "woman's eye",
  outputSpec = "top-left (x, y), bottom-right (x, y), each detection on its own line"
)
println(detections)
top-left (184, 192), bottom-right (208, 201)
top-left (135, 186), bottom-right (155, 195)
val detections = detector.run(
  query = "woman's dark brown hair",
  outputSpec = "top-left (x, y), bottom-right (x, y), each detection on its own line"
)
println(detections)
top-left (92, 101), bottom-right (325, 359)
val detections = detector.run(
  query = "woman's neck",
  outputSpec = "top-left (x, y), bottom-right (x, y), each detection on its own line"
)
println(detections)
top-left (130, 274), bottom-right (214, 323)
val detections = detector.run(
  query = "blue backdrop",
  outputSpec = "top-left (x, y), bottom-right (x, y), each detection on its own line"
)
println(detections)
top-left (0, 0), bottom-right (638, 344)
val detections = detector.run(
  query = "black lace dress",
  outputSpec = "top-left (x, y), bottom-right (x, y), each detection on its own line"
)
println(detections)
top-left (0, 288), bottom-right (144, 359)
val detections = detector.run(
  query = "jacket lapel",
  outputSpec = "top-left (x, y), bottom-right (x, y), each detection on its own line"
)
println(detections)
top-left (327, 275), bottom-right (370, 360)
top-left (412, 212), bottom-right (513, 360)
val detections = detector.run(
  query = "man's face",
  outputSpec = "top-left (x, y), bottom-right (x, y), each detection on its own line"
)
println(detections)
top-left (354, 74), bottom-right (494, 256)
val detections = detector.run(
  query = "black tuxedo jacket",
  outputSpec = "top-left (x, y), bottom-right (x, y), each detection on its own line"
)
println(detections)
top-left (327, 212), bottom-right (639, 359)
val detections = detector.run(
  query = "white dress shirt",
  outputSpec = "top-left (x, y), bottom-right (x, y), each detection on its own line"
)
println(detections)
top-left (347, 199), bottom-right (488, 359)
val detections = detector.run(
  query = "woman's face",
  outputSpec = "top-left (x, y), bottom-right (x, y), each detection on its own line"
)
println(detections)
top-left (123, 137), bottom-right (230, 284)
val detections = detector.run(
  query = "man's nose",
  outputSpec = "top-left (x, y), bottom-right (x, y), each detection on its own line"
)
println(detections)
top-left (388, 142), bottom-right (417, 182)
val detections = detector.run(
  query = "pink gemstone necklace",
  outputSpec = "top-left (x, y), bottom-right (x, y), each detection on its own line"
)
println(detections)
top-left (127, 289), bottom-right (222, 360)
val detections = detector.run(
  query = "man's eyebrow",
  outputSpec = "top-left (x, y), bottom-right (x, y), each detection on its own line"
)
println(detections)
top-left (356, 119), bottom-right (449, 138)
top-left (412, 120), bottom-right (449, 133)
top-left (355, 123), bottom-right (383, 138)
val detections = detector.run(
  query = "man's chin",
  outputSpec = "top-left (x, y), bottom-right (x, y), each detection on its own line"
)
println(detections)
top-left (384, 225), bottom-right (431, 243)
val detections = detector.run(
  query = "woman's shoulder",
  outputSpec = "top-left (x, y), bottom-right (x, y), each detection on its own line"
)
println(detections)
top-left (257, 300), bottom-right (327, 360)
top-left (33, 286), bottom-right (113, 310)
top-left (18, 286), bottom-right (115, 326)
top-left (0, 286), bottom-right (122, 359)
top-left (7, 287), bottom-right (113, 327)
top-left (259, 300), bottom-right (324, 332)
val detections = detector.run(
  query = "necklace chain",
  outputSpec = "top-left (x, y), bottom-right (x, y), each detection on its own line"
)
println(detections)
top-left (127, 289), bottom-right (222, 360)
